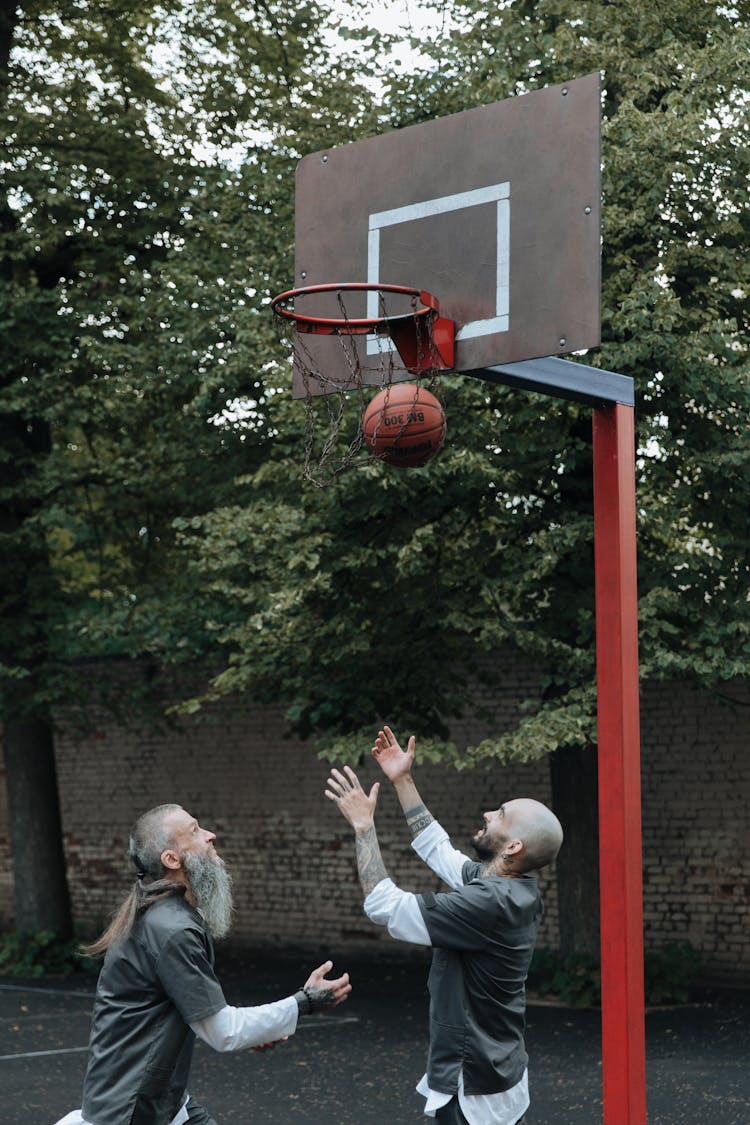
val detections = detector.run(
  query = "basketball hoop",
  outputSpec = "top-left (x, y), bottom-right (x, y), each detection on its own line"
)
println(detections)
top-left (271, 282), bottom-right (455, 486)
top-left (271, 283), bottom-right (455, 375)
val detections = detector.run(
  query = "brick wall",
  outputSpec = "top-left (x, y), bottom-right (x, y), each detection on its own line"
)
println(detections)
top-left (639, 680), bottom-right (750, 979)
top-left (0, 668), bottom-right (747, 983)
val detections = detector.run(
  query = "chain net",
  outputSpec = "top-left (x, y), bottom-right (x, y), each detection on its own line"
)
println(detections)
top-left (277, 288), bottom-right (445, 487)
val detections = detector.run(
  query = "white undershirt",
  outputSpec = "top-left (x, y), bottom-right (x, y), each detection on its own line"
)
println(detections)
top-left (363, 820), bottom-right (530, 1125)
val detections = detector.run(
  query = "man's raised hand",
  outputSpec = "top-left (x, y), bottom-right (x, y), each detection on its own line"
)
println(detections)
top-left (325, 765), bottom-right (380, 832)
top-left (372, 725), bottom-right (415, 782)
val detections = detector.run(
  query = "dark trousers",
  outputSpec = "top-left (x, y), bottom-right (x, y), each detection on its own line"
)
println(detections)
top-left (186, 1098), bottom-right (218, 1125)
top-left (433, 1097), bottom-right (526, 1124)
top-left (434, 1097), bottom-right (471, 1124)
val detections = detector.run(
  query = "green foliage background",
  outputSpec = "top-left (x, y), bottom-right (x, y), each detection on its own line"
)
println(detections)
top-left (1, 0), bottom-right (748, 765)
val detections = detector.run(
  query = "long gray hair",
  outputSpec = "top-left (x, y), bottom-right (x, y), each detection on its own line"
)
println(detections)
top-left (83, 804), bottom-right (185, 957)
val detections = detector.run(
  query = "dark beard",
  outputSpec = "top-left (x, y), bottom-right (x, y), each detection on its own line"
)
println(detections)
top-left (472, 839), bottom-right (498, 862)
top-left (472, 828), bottom-right (501, 863)
top-left (182, 851), bottom-right (234, 939)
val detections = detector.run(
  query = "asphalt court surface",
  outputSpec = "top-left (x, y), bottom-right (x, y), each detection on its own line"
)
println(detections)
top-left (2, 951), bottom-right (749, 1124)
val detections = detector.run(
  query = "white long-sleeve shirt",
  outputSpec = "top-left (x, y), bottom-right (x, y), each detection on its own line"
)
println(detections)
top-left (190, 994), bottom-right (299, 1051)
top-left (364, 820), bottom-right (530, 1125)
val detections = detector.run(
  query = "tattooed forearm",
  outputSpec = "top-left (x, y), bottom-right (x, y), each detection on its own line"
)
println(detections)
top-left (295, 984), bottom-right (334, 1014)
top-left (404, 802), bottom-right (434, 840)
top-left (305, 984), bottom-right (334, 1010)
top-left (355, 825), bottom-right (389, 895)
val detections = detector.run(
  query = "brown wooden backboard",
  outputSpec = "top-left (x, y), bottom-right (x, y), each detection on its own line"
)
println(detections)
top-left (289, 73), bottom-right (601, 397)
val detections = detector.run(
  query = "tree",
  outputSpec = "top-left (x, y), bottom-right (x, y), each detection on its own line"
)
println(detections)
top-left (0, 0), bottom-right (382, 932)
top-left (174, 0), bottom-right (750, 956)
top-left (3, 0), bottom-right (747, 960)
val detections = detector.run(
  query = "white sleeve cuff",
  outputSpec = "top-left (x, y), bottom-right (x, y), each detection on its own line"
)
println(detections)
top-left (410, 819), bottom-right (470, 889)
top-left (190, 996), bottom-right (298, 1052)
top-left (410, 819), bottom-right (450, 854)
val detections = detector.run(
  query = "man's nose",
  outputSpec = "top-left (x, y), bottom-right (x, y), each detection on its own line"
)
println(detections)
top-left (204, 829), bottom-right (216, 843)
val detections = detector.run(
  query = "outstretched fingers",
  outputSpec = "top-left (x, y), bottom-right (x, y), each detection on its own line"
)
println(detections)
top-left (372, 725), bottom-right (395, 756)
top-left (371, 725), bottom-right (416, 781)
top-left (324, 765), bottom-right (379, 830)
top-left (304, 960), bottom-right (352, 1009)
top-left (325, 765), bottom-right (362, 800)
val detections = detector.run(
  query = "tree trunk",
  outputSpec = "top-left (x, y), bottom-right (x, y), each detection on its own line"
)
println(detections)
top-left (3, 716), bottom-right (72, 936)
top-left (549, 743), bottom-right (600, 957)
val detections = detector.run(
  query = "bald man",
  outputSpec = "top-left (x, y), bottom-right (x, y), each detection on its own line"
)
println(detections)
top-left (325, 727), bottom-right (563, 1125)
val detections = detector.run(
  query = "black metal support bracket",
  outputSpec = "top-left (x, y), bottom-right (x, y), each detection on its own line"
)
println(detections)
top-left (465, 355), bottom-right (634, 408)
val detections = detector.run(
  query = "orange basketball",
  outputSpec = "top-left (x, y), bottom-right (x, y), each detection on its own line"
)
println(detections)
top-left (362, 384), bottom-right (446, 468)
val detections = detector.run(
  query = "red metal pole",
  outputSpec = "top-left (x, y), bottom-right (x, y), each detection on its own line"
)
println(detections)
top-left (592, 403), bottom-right (647, 1125)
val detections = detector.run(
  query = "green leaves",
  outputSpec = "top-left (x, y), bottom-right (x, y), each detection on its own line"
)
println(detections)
top-left (0, 1), bottom-right (380, 719)
top-left (2, 0), bottom-right (748, 760)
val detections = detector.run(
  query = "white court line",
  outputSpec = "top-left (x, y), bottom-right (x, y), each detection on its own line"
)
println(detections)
top-left (0, 1045), bottom-right (89, 1061)
top-left (0, 984), bottom-right (361, 1021)
top-left (296, 1014), bottom-right (359, 1027)
top-left (0, 983), bottom-right (94, 999)
top-left (0, 1015), bottom-right (360, 1062)
top-left (0, 979), bottom-right (358, 1066)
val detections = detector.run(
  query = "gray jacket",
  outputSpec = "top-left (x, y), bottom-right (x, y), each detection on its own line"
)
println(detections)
top-left (82, 894), bottom-right (225, 1125)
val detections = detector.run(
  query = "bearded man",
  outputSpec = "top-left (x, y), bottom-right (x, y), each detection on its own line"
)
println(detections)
top-left (56, 804), bottom-right (350, 1125)
top-left (325, 727), bottom-right (563, 1125)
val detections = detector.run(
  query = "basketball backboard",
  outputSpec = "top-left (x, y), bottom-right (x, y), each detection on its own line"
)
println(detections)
top-left (287, 73), bottom-right (601, 397)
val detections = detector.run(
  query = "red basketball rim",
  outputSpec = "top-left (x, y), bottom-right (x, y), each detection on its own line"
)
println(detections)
top-left (270, 282), bottom-right (441, 335)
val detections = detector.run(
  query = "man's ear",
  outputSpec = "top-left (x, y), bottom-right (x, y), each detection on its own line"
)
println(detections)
top-left (161, 848), bottom-right (181, 871)
top-left (505, 838), bottom-right (524, 857)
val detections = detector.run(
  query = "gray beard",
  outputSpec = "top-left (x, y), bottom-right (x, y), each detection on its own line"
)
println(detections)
top-left (182, 851), bottom-right (234, 940)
